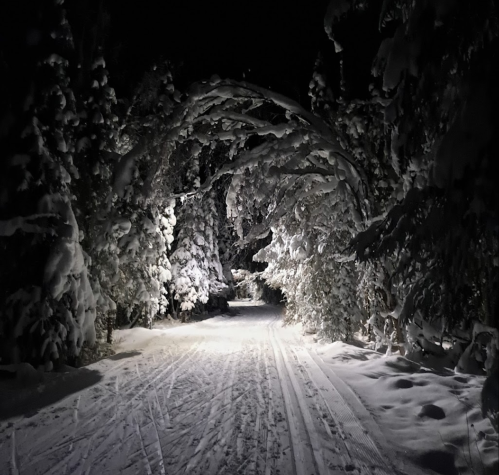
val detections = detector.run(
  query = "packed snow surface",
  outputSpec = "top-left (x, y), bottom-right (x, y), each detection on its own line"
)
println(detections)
top-left (0, 302), bottom-right (497, 475)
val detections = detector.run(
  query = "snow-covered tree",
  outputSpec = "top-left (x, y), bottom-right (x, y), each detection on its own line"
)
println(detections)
top-left (1, 0), bottom-right (497, 386)
top-left (86, 62), bottom-right (179, 330)
top-left (72, 53), bottom-right (120, 344)
top-left (0, 3), bottom-right (96, 368)
top-left (323, 0), bottom-right (499, 369)
top-left (170, 190), bottom-right (228, 319)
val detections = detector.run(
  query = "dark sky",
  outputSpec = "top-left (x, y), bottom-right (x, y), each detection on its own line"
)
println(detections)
top-left (106, 0), bottom-right (329, 103)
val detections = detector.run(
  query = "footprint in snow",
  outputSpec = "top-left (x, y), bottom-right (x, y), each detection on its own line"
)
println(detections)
top-left (416, 449), bottom-right (457, 475)
top-left (393, 378), bottom-right (413, 389)
top-left (384, 357), bottom-right (420, 373)
top-left (418, 404), bottom-right (446, 420)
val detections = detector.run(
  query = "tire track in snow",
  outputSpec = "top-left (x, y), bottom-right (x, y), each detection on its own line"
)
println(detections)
top-left (35, 340), bottom-right (204, 475)
top-left (90, 342), bottom-right (212, 474)
top-left (2, 303), bottom-right (399, 475)
top-left (1, 354), bottom-right (140, 472)
top-left (11, 428), bottom-right (19, 475)
top-left (19, 350), bottom-right (166, 463)
top-left (180, 342), bottom-right (240, 474)
top-left (291, 345), bottom-right (395, 475)
top-left (263, 338), bottom-right (280, 475)
top-left (268, 318), bottom-right (320, 475)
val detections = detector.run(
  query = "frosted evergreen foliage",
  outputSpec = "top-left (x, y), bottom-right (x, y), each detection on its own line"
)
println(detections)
top-left (255, 197), bottom-right (362, 341)
top-left (0, 5), bottom-right (96, 367)
top-left (73, 53), bottom-right (120, 342)
top-left (171, 192), bottom-right (227, 314)
top-left (114, 205), bottom-right (174, 326)
top-left (1, 0), bottom-right (497, 378)
top-left (324, 0), bottom-right (499, 369)
top-left (88, 63), bottom-right (180, 329)
top-left (171, 198), bottom-right (210, 312)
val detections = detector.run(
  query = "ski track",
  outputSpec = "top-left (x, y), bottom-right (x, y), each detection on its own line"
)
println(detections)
top-left (0, 303), bottom-right (396, 475)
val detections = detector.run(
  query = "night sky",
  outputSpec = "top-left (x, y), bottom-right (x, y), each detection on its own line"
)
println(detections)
top-left (105, 0), bottom-right (329, 103)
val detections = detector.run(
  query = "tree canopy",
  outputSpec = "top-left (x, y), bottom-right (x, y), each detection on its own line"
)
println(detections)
top-left (0, 0), bottom-right (497, 385)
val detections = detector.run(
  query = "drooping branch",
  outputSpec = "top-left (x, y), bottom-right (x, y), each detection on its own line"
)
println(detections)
top-left (113, 134), bottom-right (150, 197)
top-left (271, 165), bottom-right (336, 177)
top-left (0, 214), bottom-right (58, 237)
top-left (114, 78), bottom-right (371, 226)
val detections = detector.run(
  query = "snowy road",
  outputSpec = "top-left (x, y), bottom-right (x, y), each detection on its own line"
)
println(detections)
top-left (0, 302), bottom-right (396, 475)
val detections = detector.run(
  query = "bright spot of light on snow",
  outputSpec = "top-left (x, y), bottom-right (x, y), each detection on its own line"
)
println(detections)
top-left (114, 301), bottom-right (272, 355)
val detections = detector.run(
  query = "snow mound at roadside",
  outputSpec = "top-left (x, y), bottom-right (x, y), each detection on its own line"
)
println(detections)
top-left (317, 341), bottom-right (498, 475)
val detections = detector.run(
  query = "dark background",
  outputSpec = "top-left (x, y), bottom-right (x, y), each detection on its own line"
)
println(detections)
top-left (0, 0), bottom-right (330, 141)
top-left (104, 0), bottom-right (329, 102)
top-left (0, 0), bottom-right (382, 113)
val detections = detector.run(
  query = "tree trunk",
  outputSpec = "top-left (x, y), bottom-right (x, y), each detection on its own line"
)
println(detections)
top-left (394, 317), bottom-right (405, 356)
top-left (169, 291), bottom-right (177, 319)
top-left (129, 309), bottom-right (142, 329)
top-left (180, 310), bottom-right (190, 323)
top-left (106, 311), bottom-right (115, 344)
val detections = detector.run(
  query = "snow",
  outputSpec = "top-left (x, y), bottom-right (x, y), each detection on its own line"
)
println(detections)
top-left (113, 320), bottom-right (183, 353)
top-left (0, 363), bottom-right (44, 388)
top-left (113, 136), bottom-right (148, 197)
top-left (171, 192), bottom-right (227, 312)
top-left (0, 303), bottom-right (496, 475)
top-left (315, 340), bottom-right (498, 475)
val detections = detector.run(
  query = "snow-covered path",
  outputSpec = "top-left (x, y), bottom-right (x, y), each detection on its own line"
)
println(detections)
top-left (1, 303), bottom-right (396, 475)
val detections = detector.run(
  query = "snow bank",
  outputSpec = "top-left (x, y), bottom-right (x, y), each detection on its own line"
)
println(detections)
top-left (113, 323), bottom-right (180, 353)
top-left (315, 341), bottom-right (498, 475)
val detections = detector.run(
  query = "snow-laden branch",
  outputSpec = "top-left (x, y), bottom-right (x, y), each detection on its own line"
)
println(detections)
top-left (0, 215), bottom-right (58, 237)
top-left (271, 165), bottom-right (336, 177)
top-left (113, 135), bottom-right (150, 197)
top-left (193, 80), bottom-right (329, 131)
top-left (113, 77), bottom-right (370, 223)
top-left (188, 79), bottom-right (357, 158)
top-left (192, 110), bottom-right (270, 129)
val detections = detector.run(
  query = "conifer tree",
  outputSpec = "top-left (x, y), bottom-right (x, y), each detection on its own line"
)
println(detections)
top-left (0, 2), bottom-right (96, 367)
